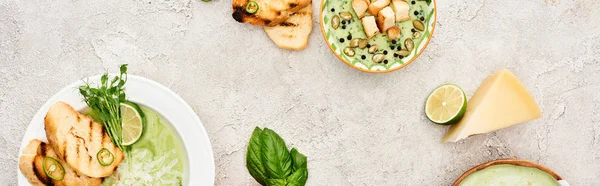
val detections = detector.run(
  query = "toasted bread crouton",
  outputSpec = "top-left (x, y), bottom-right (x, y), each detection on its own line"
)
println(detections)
top-left (19, 139), bottom-right (103, 186)
top-left (377, 7), bottom-right (395, 32)
top-left (361, 16), bottom-right (380, 38)
top-left (367, 0), bottom-right (390, 16)
top-left (352, 0), bottom-right (370, 18)
top-left (232, 0), bottom-right (311, 26)
top-left (45, 102), bottom-right (124, 178)
top-left (391, 0), bottom-right (410, 22)
top-left (264, 4), bottom-right (312, 50)
top-left (387, 26), bottom-right (401, 40)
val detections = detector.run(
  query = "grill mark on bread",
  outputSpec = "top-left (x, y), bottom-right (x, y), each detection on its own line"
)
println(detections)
top-left (88, 120), bottom-right (93, 163)
top-left (39, 143), bottom-right (55, 186)
top-left (279, 22), bottom-right (297, 27)
top-left (71, 131), bottom-right (93, 163)
top-left (290, 12), bottom-right (307, 16)
top-left (62, 140), bottom-right (67, 160)
top-left (32, 144), bottom-right (47, 185)
top-left (232, 6), bottom-right (246, 22)
top-left (40, 143), bottom-right (47, 156)
top-left (102, 128), bottom-right (109, 145)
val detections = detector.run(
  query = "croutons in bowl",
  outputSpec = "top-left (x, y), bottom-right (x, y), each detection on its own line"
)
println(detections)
top-left (320, 0), bottom-right (436, 73)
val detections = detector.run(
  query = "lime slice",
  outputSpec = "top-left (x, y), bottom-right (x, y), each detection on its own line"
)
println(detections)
top-left (120, 102), bottom-right (146, 146)
top-left (425, 84), bottom-right (467, 125)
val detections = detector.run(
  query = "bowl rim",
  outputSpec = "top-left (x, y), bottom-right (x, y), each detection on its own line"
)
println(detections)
top-left (452, 158), bottom-right (563, 186)
top-left (319, 0), bottom-right (437, 73)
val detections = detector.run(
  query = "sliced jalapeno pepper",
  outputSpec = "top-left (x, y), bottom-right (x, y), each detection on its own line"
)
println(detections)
top-left (245, 1), bottom-right (259, 14)
top-left (43, 157), bottom-right (65, 181)
top-left (97, 148), bottom-right (114, 166)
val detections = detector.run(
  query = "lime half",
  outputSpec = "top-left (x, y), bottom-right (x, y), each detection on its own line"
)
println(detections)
top-left (120, 102), bottom-right (146, 146)
top-left (425, 84), bottom-right (467, 125)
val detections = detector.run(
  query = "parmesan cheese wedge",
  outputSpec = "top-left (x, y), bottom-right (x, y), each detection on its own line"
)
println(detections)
top-left (442, 69), bottom-right (542, 143)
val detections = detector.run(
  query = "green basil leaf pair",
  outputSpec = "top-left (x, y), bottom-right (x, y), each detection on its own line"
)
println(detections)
top-left (246, 127), bottom-right (309, 186)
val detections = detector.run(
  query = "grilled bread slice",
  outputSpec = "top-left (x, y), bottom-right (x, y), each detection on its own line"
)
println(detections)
top-left (263, 4), bottom-right (312, 50)
top-left (19, 139), bottom-right (103, 186)
top-left (44, 102), bottom-right (124, 178)
top-left (232, 0), bottom-right (311, 26)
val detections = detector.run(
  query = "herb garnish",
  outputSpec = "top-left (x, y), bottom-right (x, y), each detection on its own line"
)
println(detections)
top-left (79, 64), bottom-right (129, 153)
top-left (246, 127), bottom-right (308, 186)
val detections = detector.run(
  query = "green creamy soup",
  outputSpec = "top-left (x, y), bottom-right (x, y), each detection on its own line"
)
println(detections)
top-left (324, 0), bottom-right (432, 67)
top-left (99, 107), bottom-right (186, 186)
top-left (459, 165), bottom-right (560, 186)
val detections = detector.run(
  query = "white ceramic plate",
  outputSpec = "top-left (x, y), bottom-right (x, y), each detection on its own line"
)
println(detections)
top-left (18, 75), bottom-right (215, 185)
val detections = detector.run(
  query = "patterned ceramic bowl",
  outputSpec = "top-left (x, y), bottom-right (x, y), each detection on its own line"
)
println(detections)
top-left (320, 0), bottom-right (436, 73)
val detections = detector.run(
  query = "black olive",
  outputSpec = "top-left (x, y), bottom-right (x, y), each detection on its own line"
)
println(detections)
top-left (394, 53), bottom-right (399, 57)
top-left (414, 11), bottom-right (419, 15)
top-left (347, 20), bottom-right (352, 24)
top-left (391, 40), bottom-right (396, 44)
top-left (411, 28), bottom-right (416, 32)
top-left (383, 60), bottom-right (388, 64)
top-left (361, 55), bottom-right (366, 60)
top-left (331, 8), bottom-right (335, 12)
top-left (420, 17), bottom-right (425, 21)
top-left (347, 35), bottom-right (352, 40)
top-left (397, 46), bottom-right (402, 50)
top-left (341, 25), bottom-right (346, 29)
top-left (383, 50), bottom-right (388, 55)
top-left (411, 1), bottom-right (415, 4)
top-left (339, 38), bottom-right (345, 43)
top-left (366, 44), bottom-right (371, 48)
top-left (399, 56), bottom-right (404, 59)
top-left (341, 20), bottom-right (346, 24)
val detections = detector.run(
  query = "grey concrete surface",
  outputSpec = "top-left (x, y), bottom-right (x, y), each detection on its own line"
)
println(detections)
top-left (1, 0), bottom-right (600, 185)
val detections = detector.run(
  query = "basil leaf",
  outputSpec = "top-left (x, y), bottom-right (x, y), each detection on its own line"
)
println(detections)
top-left (265, 178), bottom-right (287, 186)
top-left (286, 168), bottom-right (308, 186)
top-left (260, 128), bottom-right (293, 179)
top-left (290, 148), bottom-right (307, 171)
top-left (246, 127), bottom-right (268, 185)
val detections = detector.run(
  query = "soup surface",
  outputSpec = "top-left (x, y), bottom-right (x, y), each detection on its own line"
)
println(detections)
top-left (459, 164), bottom-right (560, 186)
top-left (99, 107), bottom-right (186, 186)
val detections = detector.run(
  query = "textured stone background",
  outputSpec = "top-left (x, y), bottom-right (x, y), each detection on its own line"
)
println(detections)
top-left (1, 0), bottom-right (599, 185)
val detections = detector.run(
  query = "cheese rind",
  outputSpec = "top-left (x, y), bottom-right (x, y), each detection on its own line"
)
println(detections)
top-left (442, 69), bottom-right (542, 143)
